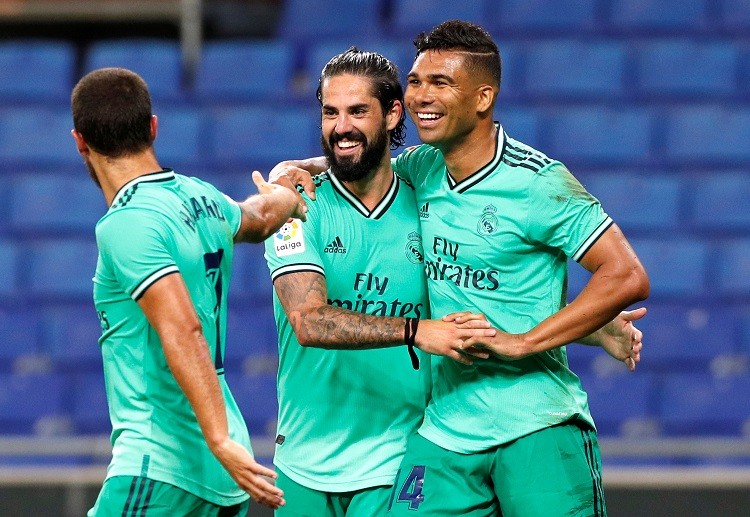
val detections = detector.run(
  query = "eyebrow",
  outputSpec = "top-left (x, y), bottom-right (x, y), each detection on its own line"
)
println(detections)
top-left (408, 72), bottom-right (455, 83)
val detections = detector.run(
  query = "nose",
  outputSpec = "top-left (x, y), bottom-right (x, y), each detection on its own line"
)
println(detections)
top-left (408, 82), bottom-right (433, 105)
top-left (335, 113), bottom-right (354, 135)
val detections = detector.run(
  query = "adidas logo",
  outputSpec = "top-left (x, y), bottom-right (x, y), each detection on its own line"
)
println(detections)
top-left (419, 202), bottom-right (430, 219)
top-left (324, 236), bottom-right (347, 254)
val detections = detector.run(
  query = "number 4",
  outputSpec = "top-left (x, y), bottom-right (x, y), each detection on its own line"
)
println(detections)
top-left (393, 465), bottom-right (426, 510)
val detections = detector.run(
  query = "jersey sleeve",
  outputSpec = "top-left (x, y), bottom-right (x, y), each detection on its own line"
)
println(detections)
top-left (392, 145), bottom-right (430, 184)
top-left (96, 208), bottom-right (178, 301)
top-left (526, 163), bottom-right (613, 263)
top-left (190, 176), bottom-right (243, 237)
top-left (263, 197), bottom-right (324, 281)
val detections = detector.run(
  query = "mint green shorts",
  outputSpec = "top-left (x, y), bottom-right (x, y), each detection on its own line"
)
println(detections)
top-left (388, 423), bottom-right (606, 517)
top-left (88, 475), bottom-right (250, 517)
top-left (275, 468), bottom-right (392, 517)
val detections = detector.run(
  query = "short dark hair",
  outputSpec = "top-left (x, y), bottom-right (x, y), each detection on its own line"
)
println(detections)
top-left (71, 67), bottom-right (154, 158)
top-left (317, 47), bottom-right (406, 149)
top-left (414, 20), bottom-right (501, 87)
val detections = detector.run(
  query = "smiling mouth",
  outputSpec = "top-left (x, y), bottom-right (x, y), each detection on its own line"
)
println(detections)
top-left (336, 140), bottom-right (362, 150)
top-left (416, 112), bottom-right (443, 122)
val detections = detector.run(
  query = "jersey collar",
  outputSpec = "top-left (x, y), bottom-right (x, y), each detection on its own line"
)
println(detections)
top-left (328, 170), bottom-right (400, 219)
top-left (446, 123), bottom-right (506, 194)
top-left (110, 169), bottom-right (175, 207)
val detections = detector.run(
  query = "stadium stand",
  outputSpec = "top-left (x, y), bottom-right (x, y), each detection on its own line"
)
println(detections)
top-left (0, 40), bottom-right (76, 103)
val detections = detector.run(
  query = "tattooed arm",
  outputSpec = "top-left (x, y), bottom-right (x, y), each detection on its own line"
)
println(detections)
top-left (273, 271), bottom-right (495, 365)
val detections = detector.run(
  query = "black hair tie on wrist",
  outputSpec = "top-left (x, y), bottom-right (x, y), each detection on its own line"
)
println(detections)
top-left (404, 317), bottom-right (420, 370)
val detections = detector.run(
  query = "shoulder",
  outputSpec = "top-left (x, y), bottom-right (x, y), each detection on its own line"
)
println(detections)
top-left (502, 135), bottom-right (559, 176)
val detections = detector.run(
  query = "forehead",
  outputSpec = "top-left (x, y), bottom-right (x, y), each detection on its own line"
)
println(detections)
top-left (320, 74), bottom-right (376, 105)
top-left (408, 50), bottom-right (469, 78)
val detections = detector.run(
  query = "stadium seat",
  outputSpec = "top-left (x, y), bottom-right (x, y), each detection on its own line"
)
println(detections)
top-left (720, 0), bottom-right (750, 29)
top-left (195, 41), bottom-right (295, 102)
top-left (26, 239), bottom-right (99, 298)
top-left (0, 372), bottom-right (65, 434)
top-left (666, 106), bottom-right (750, 162)
top-left (208, 106), bottom-right (319, 169)
top-left (635, 304), bottom-right (738, 372)
top-left (579, 372), bottom-right (658, 436)
top-left (276, 0), bottom-right (382, 41)
top-left (0, 310), bottom-right (40, 365)
top-left (0, 40), bottom-right (76, 103)
top-left (224, 371), bottom-right (278, 436)
top-left (636, 41), bottom-right (738, 97)
top-left (497, 108), bottom-right (541, 148)
top-left (389, 0), bottom-right (485, 37)
top-left (609, 0), bottom-right (709, 31)
top-left (486, 0), bottom-right (597, 33)
top-left (0, 240), bottom-right (19, 296)
top-left (0, 108), bottom-right (79, 167)
top-left (225, 303), bottom-right (279, 363)
top-left (42, 306), bottom-right (102, 372)
top-left (659, 373), bottom-right (750, 435)
top-left (690, 173), bottom-right (750, 230)
top-left (717, 240), bottom-right (750, 296)
top-left (544, 107), bottom-right (652, 164)
top-left (230, 244), bottom-right (275, 302)
top-left (70, 372), bottom-right (110, 434)
top-left (582, 172), bottom-right (681, 231)
top-left (153, 107), bottom-right (207, 168)
top-left (9, 175), bottom-right (102, 234)
top-left (84, 39), bottom-right (184, 103)
top-left (524, 41), bottom-right (626, 98)
top-left (492, 41), bottom-right (525, 100)
top-left (627, 238), bottom-right (707, 297)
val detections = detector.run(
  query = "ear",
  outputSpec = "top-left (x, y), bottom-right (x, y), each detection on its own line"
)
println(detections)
top-left (71, 129), bottom-right (89, 156)
top-left (150, 115), bottom-right (158, 140)
top-left (385, 99), bottom-right (404, 132)
top-left (476, 84), bottom-right (497, 115)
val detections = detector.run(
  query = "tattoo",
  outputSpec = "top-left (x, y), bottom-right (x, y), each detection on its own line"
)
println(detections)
top-left (274, 272), bottom-right (404, 349)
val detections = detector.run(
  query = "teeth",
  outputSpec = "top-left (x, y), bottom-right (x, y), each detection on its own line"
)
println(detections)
top-left (337, 141), bottom-right (360, 149)
top-left (418, 113), bottom-right (441, 120)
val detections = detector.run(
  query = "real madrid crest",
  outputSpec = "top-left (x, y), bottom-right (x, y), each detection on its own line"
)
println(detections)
top-left (477, 204), bottom-right (498, 235)
top-left (405, 231), bottom-right (424, 264)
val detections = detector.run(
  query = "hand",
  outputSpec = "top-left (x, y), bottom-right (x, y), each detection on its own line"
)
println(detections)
top-left (461, 328), bottom-right (529, 361)
top-left (597, 307), bottom-right (646, 372)
top-left (212, 438), bottom-right (286, 509)
top-left (269, 162), bottom-right (318, 200)
top-left (252, 170), bottom-right (308, 222)
top-left (416, 315), bottom-right (496, 365)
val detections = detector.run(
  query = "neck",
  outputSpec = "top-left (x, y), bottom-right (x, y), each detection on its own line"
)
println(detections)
top-left (92, 149), bottom-right (162, 205)
top-left (441, 120), bottom-right (497, 182)
top-left (342, 154), bottom-right (394, 210)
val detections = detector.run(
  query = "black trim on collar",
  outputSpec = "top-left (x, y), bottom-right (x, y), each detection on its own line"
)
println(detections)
top-left (446, 124), bottom-right (506, 194)
top-left (328, 171), bottom-right (400, 219)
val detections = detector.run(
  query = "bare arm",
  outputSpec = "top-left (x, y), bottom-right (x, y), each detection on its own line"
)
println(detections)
top-left (274, 271), bottom-right (495, 364)
top-left (577, 307), bottom-right (646, 372)
top-left (138, 273), bottom-right (285, 509)
top-left (269, 158), bottom-right (329, 200)
top-left (234, 171), bottom-right (307, 243)
top-left (463, 224), bottom-right (649, 360)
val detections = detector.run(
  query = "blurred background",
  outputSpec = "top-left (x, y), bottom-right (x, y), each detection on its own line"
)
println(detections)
top-left (0, 0), bottom-right (748, 515)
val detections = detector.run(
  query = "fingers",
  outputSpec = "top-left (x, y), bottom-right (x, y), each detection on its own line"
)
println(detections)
top-left (251, 463), bottom-right (278, 479)
top-left (442, 312), bottom-right (487, 323)
top-left (455, 319), bottom-right (494, 330)
top-left (242, 473), bottom-right (285, 509)
top-left (625, 356), bottom-right (636, 372)
top-left (461, 346), bottom-right (490, 360)
top-left (251, 170), bottom-right (269, 191)
top-left (620, 307), bottom-right (647, 322)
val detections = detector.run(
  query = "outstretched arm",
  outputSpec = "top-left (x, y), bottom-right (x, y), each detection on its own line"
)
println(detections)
top-left (273, 271), bottom-right (495, 365)
top-left (139, 273), bottom-right (285, 509)
top-left (577, 307), bottom-right (646, 372)
top-left (269, 158), bottom-right (329, 200)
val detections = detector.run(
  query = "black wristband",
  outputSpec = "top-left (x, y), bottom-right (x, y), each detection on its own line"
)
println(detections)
top-left (404, 317), bottom-right (420, 370)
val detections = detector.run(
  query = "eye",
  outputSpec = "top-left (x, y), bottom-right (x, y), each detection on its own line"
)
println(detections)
top-left (407, 78), bottom-right (420, 86)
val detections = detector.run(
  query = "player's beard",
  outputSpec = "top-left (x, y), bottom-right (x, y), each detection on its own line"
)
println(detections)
top-left (83, 156), bottom-right (102, 190)
top-left (322, 122), bottom-right (389, 183)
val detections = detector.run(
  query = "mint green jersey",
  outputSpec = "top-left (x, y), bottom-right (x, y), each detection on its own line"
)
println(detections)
top-left (93, 169), bottom-right (251, 506)
top-left (393, 127), bottom-right (612, 453)
top-left (264, 171), bottom-right (431, 492)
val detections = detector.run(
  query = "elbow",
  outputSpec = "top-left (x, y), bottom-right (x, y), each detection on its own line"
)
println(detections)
top-left (621, 264), bottom-right (650, 304)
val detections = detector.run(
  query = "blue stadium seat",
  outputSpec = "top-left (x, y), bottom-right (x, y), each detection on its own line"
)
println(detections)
top-left (524, 41), bottom-right (626, 98)
top-left (153, 107), bottom-right (207, 168)
top-left (582, 172), bottom-right (681, 231)
top-left (42, 306), bottom-right (102, 372)
top-left (84, 39), bottom-right (184, 103)
top-left (0, 40), bottom-right (76, 103)
top-left (390, 0), bottom-right (485, 37)
top-left (209, 106), bottom-right (319, 168)
top-left (195, 41), bottom-right (295, 102)
top-left (0, 240), bottom-right (19, 296)
top-left (659, 373), bottom-right (750, 435)
top-left (497, 107), bottom-right (541, 148)
top-left (230, 244), bottom-right (275, 302)
top-left (579, 372), bottom-right (658, 436)
top-left (636, 41), bottom-right (738, 97)
top-left (627, 239), bottom-right (707, 297)
top-left (276, 0), bottom-right (382, 41)
top-left (70, 372), bottom-right (110, 434)
top-left (493, 41), bottom-right (525, 100)
top-left (26, 240), bottom-right (99, 297)
top-left (609, 0), bottom-right (709, 31)
top-left (635, 304), bottom-right (738, 372)
top-left (486, 0), bottom-right (597, 33)
top-left (720, 0), bottom-right (750, 29)
top-left (224, 371), bottom-right (277, 436)
top-left (690, 173), bottom-right (750, 230)
top-left (666, 106), bottom-right (750, 162)
top-left (544, 108), bottom-right (652, 164)
top-left (717, 240), bottom-right (750, 296)
top-left (0, 373), bottom-right (65, 434)
top-left (9, 175), bottom-right (102, 234)
top-left (0, 108), bottom-right (79, 167)
top-left (225, 303), bottom-right (279, 363)
top-left (0, 310), bottom-right (40, 365)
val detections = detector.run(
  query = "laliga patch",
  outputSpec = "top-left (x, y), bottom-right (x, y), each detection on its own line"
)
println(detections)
top-left (274, 219), bottom-right (306, 256)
